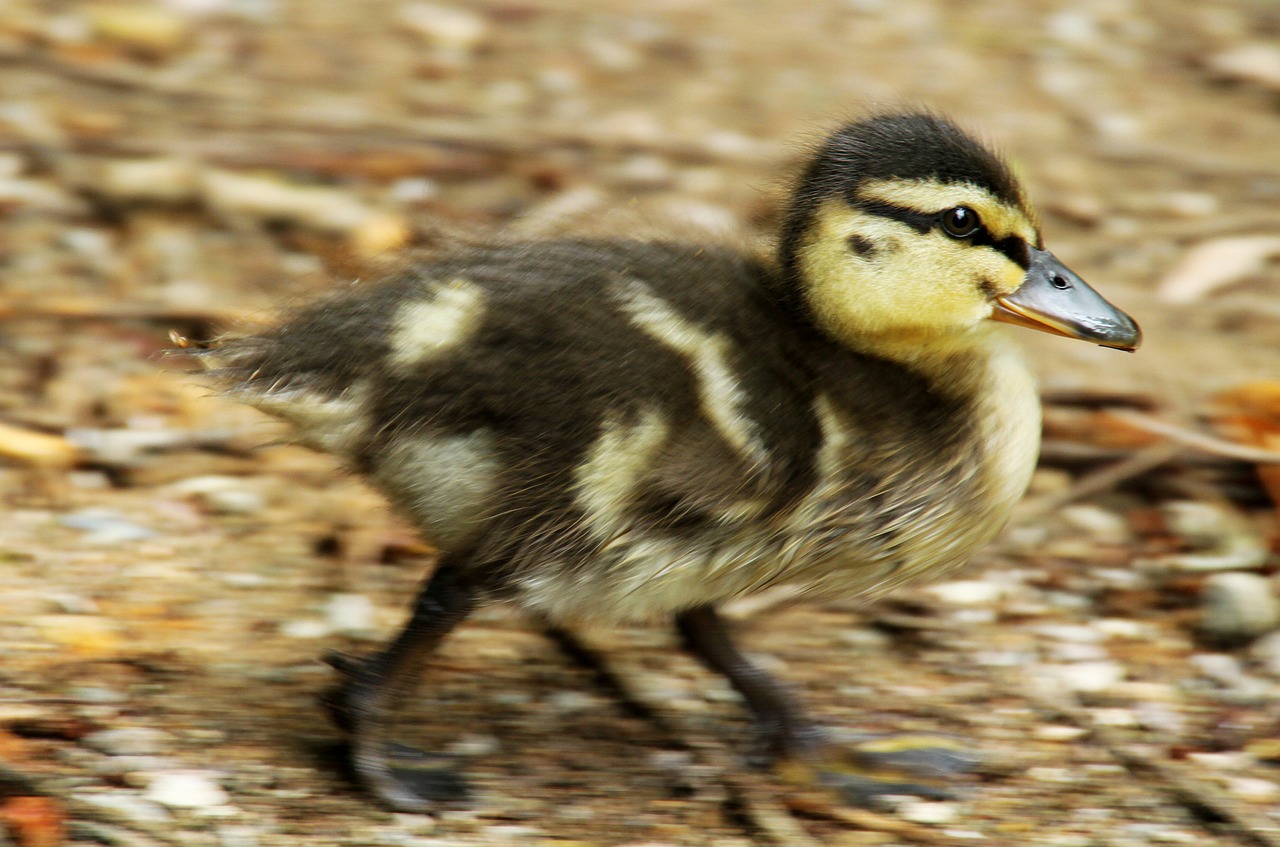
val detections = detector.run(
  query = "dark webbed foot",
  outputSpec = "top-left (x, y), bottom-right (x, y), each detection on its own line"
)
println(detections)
top-left (777, 730), bottom-right (978, 805)
top-left (675, 604), bottom-right (978, 805)
top-left (322, 564), bottom-right (476, 812)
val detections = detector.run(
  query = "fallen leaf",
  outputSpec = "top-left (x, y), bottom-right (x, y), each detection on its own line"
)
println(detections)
top-left (0, 796), bottom-right (63, 847)
top-left (1157, 235), bottom-right (1280, 305)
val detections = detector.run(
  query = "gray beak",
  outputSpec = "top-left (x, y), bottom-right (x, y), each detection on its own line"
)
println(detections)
top-left (991, 247), bottom-right (1141, 351)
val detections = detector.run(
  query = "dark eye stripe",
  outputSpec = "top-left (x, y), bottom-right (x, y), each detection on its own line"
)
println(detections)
top-left (970, 230), bottom-right (1031, 269)
top-left (853, 199), bottom-right (1031, 269)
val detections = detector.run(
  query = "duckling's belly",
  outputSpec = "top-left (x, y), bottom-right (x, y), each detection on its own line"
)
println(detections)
top-left (517, 346), bottom-right (1041, 624)
top-left (516, 470), bottom-right (1016, 624)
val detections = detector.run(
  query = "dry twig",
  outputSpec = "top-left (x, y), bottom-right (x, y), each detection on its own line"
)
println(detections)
top-left (1105, 410), bottom-right (1280, 465)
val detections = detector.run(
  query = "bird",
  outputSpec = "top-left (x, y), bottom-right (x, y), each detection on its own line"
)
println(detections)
top-left (197, 111), bottom-right (1140, 812)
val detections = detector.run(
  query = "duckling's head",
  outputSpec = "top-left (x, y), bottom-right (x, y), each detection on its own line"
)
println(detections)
top-left (779, 112), bottom-right (1140, 357)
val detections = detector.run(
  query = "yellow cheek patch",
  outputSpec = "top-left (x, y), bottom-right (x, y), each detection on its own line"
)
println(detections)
top-left (858, 178), bottom-right (1037, 245)
top-left (795, 197), bottom-right (1043, 353)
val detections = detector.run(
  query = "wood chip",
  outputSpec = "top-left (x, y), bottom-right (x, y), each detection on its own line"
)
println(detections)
top-left (0, 422), bottom-right (81, 469)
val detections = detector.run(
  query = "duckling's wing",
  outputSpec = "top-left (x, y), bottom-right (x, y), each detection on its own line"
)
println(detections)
top-left (209, 239), bottom-right (823, 561)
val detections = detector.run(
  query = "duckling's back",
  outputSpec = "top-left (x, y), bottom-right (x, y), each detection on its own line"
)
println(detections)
top-left (211, 238), bottom-right (1010, 621)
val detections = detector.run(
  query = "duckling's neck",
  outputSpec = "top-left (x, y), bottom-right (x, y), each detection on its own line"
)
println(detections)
top-left (903, 325), bottom-right (1042, 510)
top-left (842, 322), bottom-right (1043, 514)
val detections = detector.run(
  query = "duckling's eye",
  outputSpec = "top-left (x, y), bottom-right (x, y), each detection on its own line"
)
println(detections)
top-left (940, 206), bottom-right (981, 239)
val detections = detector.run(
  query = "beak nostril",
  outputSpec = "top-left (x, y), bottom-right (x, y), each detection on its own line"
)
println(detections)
top-left (1050, 274), bottom-right (1072, 290)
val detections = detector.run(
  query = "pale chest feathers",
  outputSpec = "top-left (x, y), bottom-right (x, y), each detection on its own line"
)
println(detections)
top-left (782, 340), bottom-right (1040, 601)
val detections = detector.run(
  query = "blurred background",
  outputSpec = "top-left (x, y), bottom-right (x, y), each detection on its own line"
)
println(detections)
top-left (1, 1), bottom-right (1279, 844)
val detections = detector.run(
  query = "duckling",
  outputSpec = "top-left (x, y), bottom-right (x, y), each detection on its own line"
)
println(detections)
top-left (201, 111), bottom-right (1140, 812)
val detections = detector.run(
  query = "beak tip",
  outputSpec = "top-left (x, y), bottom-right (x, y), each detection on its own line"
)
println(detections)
top-left (1103, 317), bottom-right (1142, 352)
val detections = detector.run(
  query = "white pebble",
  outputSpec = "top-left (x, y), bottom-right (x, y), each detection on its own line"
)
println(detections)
top-left (144, 771), bottom-right (229, 809)
top-left (1249, 630), bottom-right (1280, 678)
top-left (1039, 661), bottom-right (1126, 693)
top-left (1059, 505), bottom-right (1130, 544)
top-left (925, 579), bottom-right (1004, 605)
top-left (1093, 618), bottom-right (1149, 639)
top-left (445, 734), bottom-right (499, 757)
top-left (170, 475), bottom-right (265, 515)
top-left (280, 619), bottom-right (332, 639)
top-left (1227, 777), bottom-right (1280, 803)
top-left (896, 800), bottom-right (958, 825)
top-left (220, 573), bottom-right (268, 588)
top-left (325, 594), bottom-right (376, 634)
top-left (1089, 708), bottom-right (1139, 727)
top-left (1202, 572), bottom-right (1280, 642)
top-left (1034, 725), bottom-right (1089, 742)
top-left (1185, 751), bottom-right (1251, 770)
top-left (545, 691), bottom-right (598, 713)
top-left (398, 2), bottom-right (487, 51)
top-left (1046, 9), bottom-right (1098, 45)
top-left (1190, 652), bottom-right (1246, 687)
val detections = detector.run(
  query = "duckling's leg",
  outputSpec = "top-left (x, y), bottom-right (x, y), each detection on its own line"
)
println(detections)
top-left (323, 562), bottom-right (477, 812)
top-left (676, 604), bottom-right (976, 805)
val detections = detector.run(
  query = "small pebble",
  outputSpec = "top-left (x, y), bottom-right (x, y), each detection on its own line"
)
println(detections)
top-left (144, 771), bottom-right (230, 809)
top-left (324, 593), bottom-right (376, 634)
top-left (1226, 777), bottom-right (1280, 804)
top-left (83, 727), bottom-right (173, 756)
top-left (444, 734), bottom-right (499, 757)
top-left (398, 2), bottom-right (487, 51)
top-left (170, 473), bottom-right (264, 514)
top-left (1201, 572), bottom-right (1280, 643)
top-left (220, 573), bottom-right (269, 588)
top-left (1089, 708), bottom-right (1139, 727)
top-left (896, 800), bottom-right (958, 825)
top-left (279, 619), bottom-right (332, 639)
top-left (1059, 505), bottom-right (1130, 544)
top-left (545, 691), bottom-right (599, 713)
top-left (1185, 751), bottom-right (1251, 770)
top-left (97, 158), bottom-right (199, 203)
top-left (1093, 618), bottom-right (1149, 639)
top-left (924, 579), bottom-right (1003, 605)
top-left (60, 509), bottom-right (155, 544)
top-left (1027, 766), bottom-right (1077, 783)
top-left (1038, 661), bottom-right (1125, 693)
top-left (1248, 630), bottom-right (1280, 678)
top-left (1034, 725), bottom-right (1089, 742)
top-left (1134, 700), bottom-right (1184, 735)
top-left (1190, 652), bottom-right (1247, 687)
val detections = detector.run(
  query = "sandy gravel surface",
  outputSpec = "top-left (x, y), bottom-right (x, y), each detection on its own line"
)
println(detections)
top-left (2, 1), bottom-right (1280, 844)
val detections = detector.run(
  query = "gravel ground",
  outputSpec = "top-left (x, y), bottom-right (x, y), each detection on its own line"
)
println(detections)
top-left (2, 1), bottom-right (1280, 845)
